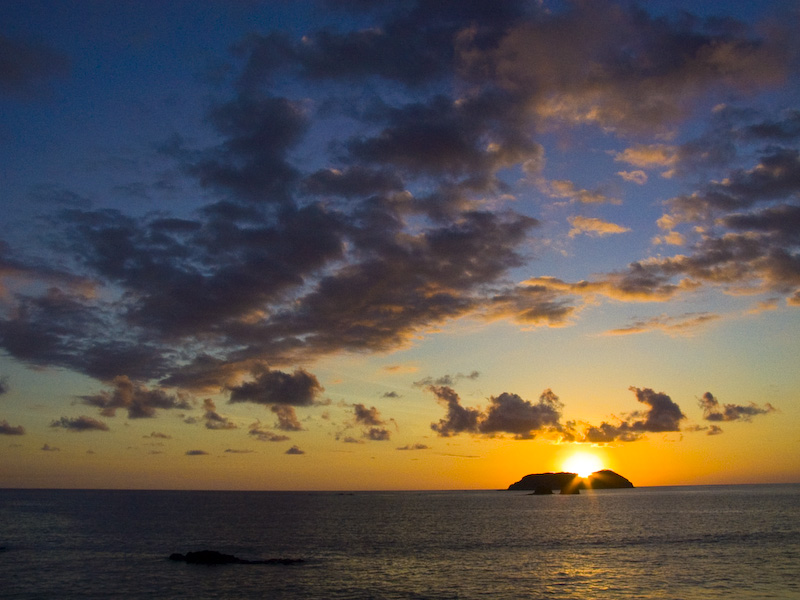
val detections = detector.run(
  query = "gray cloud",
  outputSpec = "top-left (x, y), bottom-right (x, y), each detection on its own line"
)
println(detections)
top-left (397, 443), bottom-right (429, 450)
top-left (0, 0), bottom-right (795, 414)
top-left (414, 371), bottom-right (480, 388)
top-left (479, 390), bottom-right (563, 439)
top-left (271, 404), bottom-right (303, 431)
top-left (185, 449), bottom-right (209, 456)
top-left (228, 368), bottom-right (323, 407)
top-left (699, 392), bottom-right (776, 422)
top-left (50, 415), bottom-right (110, 432)
top-left (285, 445), bottom-right (305, 455)
top-left (81, 376), bottom-right (192, 419)
top-left (248, 422), bottom-right (290, 442)
top-left (201, 398), bottom-right (237, 430)
top-left (579, 387), bottom-right (686, 443)
top-left (430, 386), bottom-right (563, 439)
top-left (0, 419), bottom-right (25, 435)
top-left (351, 403), bottom-right (393, 441)
top-left (429, 386), bottom-right (481, 436)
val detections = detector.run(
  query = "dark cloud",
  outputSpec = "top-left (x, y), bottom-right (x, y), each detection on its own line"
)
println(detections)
top-left (224, 448), bottom-right (254, 454)
top-left (397, 443), bottom-right (429, 450)
top-left (462, 1), bottom-right (792, 134)
top-left (353, 404), bottom-right (385, 427)
top-left (185, 450), bottom-right (209, 456)
top-left (382, 391), bottom-right (400, 399)
top-left (479, 390), bottom-right (563, 439)
top-left (228, 368), bottom-right (323, 407)
top-left (271, 404), bottom-right (303, 431)
top-left (0, 34), bottom-right (69, 97)
top-left (430, 386), bottom-right (563, 439)
top-left (365, 427), bottom-right (391, 441)
top-left (235, 0), bottom-right (529, 89)
top-left (41, 443), bottom-right (59, 451)
top-left (201, 398), bottom-right (237, 430)
top-left (0, 419), bottom-right (25, 435)
top-left (699, 392), bottom-right (776, 422)
top-left (50, 415), bottom-right (109, 432)
top-left (351, 403), bottom-right (393, 441)
top-left (429, 386), bottom-right (480, 436)
top-left (0, 376), bottom-right (8, 395)
top-left (248, 422), bottom-right (290, 442)
top-left (414, 371), bottom-right (480, 387)
top-left (0, 0), bottom-right (796, 417)
top-left (81, 376), bottom-right (192, 419)
top-left (285, 445), bottom-right (305, 455)
top-left (579, 387), bottom-right (686, 443)
top-left (143, 432), bottom-right (171, 439)
top-left (191, 95), bottom-right (308, 204)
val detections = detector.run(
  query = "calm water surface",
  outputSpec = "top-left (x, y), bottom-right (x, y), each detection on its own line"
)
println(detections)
top-left (0, 485), bottom-right (798, 599)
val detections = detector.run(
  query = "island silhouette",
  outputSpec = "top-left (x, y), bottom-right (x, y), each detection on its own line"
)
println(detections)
top-left (508, 470), bottom-right (634, 494)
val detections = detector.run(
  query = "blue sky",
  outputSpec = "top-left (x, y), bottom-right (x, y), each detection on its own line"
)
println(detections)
top-left (1, 0), bottom-right (798, 489)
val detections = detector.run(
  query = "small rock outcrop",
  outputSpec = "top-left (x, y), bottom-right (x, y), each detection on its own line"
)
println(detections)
top-left (169, 550), bottom-right (303, 565)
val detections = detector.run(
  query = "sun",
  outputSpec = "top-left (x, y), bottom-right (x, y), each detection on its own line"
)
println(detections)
top-left (563, 452), bottom-right (604, 478)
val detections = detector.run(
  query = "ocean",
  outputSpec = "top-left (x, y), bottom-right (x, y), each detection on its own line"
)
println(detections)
top-left (0, 485), bottom-right (798, 599)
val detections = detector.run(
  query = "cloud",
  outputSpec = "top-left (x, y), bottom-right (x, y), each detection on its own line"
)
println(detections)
top-left (429, 386), bottom-right (481, 436)
top-left (271, 404), bottom-right (303, 431)
top-left (201, 398), bottom-right (237, 430)
top-left (699, 392), bottom-right (776, 422)
top-left (285, 445), bottom-right (305, 455)
top-left (486, 284), bottom-right (578, 327)
top-left (479, 389), bottom-right (563, 439)
top-left (414, 372), bottom-right (480, 387)
top-left (224, 449), bottom-right (254, 454)
top-left (143, 432), bottom-right (171, 439)
top-left (0, 419), bottom-right (25, 435)
top-left (248, 422), bottom-right (290, 442)
top-left (617, 170), bottom-right (648, 185)
top-left (430, 386), bottom-right (563, 439)
top-left (351, 403), bottom-right (394, 440)
top-left (81, 376), bottom-right (192, 419)
top-left (615, 144), bottom-right (679, 169)
top-left (397, 443), bottom-right (429, 450)
top-left (604, 312), bottom-right (721, 336)
top-left (541, 179), bottom-right (617, 204)
top-left (50, 415), bottom-right (110, 432)
top-left (185, 449), bottom-right (209, 456)
top-left (41, 443), bottom-right (59, 451)
top-left (228, 368), bottom-right (323, 407)
top-left (0, 376), bottom-right (8, 395)
top-left (578, 387), bottom-right (686, 443)
top-left (0, 0), bottom-right (796, 423)
top-left (568, 216), bottom-right (631, 238)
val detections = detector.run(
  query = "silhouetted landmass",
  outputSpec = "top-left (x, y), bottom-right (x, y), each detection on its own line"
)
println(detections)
top-left (509, 469), bottom-right (634, 492)
top-left (169, 550), bottom-right (303, 565)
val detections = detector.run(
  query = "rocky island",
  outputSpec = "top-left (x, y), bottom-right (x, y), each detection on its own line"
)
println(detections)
top-left (508, 469), bottom-right (634, 494)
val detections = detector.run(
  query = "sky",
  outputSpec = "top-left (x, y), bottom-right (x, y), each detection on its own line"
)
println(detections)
top-left (1, 0), bottom-right (798, 491)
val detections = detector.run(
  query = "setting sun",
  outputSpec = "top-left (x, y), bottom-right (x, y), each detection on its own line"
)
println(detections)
top-left (563, 452), bottom-right (604, 478)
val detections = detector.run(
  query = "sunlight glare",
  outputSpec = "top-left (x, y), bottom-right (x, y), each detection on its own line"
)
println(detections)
top-left (563, 452), bottom-right (603, 478)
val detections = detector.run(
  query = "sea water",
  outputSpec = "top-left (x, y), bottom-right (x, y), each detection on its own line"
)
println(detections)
top-left (0, 485), bottom-right (798, 599)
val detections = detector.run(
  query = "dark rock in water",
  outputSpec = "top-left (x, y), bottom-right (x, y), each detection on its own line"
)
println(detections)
top-left (169, 550), bottom-right (303, 565)
top-left (508, 469), bottom-right (634, 492)
top-left (529, 485), bottom-right (554, 495)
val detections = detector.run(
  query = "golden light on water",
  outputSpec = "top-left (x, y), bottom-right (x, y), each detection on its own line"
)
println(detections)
top-left (563, 452), bottom-right (604, 478)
